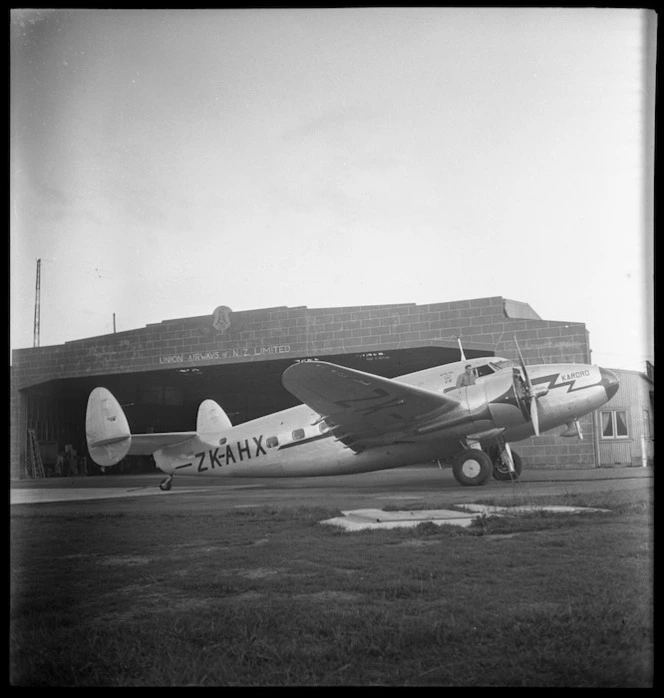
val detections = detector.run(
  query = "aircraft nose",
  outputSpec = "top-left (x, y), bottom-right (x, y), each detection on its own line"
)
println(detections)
top-left (599, 367), bottom-right (620, 401)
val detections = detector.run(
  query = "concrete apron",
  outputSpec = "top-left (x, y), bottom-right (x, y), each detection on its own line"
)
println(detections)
top-left (321, 504), bottom-right (610, 531)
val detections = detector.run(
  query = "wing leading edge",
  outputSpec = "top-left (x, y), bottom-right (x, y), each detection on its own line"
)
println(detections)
top-left (282, 361), bottom-right (461, 451)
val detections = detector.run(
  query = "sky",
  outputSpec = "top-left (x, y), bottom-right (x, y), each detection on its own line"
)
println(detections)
top-left (10, 8), bottom-right (656, 371)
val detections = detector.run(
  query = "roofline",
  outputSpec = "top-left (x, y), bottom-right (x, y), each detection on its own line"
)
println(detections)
top-left (607, 367), bottom-right (654, 384)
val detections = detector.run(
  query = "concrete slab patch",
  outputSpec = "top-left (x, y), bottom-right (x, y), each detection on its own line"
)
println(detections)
top-left (458, 504), bottom-right (611, 515)
top-left (321, 502), bottom-right (610, 531)
top-left (321, 508), bottom-right (477, 531)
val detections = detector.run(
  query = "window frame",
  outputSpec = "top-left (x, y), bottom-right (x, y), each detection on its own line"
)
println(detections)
top-left (600, 409), bottom-right (629, 440)
top-left (475, 364), bottom-right (495, 378)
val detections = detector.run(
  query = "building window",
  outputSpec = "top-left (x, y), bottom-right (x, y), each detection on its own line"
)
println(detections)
top-left (266, 436), bottom-right (279, 448)
top-left (292, 429), bottom-right (305, 441)
top-left (600, 410), bottom-right (629, 439)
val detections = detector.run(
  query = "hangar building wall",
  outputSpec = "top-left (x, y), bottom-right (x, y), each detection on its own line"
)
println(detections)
top-left (10, 296), bottom-right (595, 479)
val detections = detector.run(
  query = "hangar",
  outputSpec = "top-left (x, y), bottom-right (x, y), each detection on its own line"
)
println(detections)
top-left (10, 295), bottom-right (598, 479)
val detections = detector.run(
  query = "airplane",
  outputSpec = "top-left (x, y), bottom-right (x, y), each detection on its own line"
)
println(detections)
top-left (84, 339), bottom-right (620, 490)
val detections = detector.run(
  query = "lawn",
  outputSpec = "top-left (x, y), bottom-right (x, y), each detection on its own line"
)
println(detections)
top-left (10, 488), bottom-right (653, 686)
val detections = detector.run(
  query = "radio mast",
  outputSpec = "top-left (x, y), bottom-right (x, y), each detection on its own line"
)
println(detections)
top-left (33, 258), bottom-right (41, 348)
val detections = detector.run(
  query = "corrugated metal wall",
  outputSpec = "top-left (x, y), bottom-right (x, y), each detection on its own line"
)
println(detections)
top-left (596, 370), bottom-right (653, 467)
top-left (599, 439), bottom-right (632, 466)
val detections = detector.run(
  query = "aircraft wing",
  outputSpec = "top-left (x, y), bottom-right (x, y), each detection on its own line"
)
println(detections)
top-left (282, 361), bottom-right (460, 450)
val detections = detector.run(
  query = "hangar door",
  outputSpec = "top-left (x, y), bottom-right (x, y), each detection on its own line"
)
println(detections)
top-left (22, 345), bottom-right (492, 476)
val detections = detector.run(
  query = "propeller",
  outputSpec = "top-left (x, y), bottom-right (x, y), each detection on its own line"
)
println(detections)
top-left (513, 336), bottom-right (548, 436)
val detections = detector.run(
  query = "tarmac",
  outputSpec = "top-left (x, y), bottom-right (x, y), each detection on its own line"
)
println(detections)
top-left (9, 464), bottom-right (654, 511)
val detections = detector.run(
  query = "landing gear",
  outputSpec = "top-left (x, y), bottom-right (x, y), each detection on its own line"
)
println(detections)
top-left (488, 445), bottom-right (522, 481)
top-left (159, 475), bottom-right (173, 491)
top-left (452, 449), bottom-right (494, 486)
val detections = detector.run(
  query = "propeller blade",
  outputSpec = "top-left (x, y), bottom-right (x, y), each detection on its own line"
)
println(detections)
top-left (515, 336), bottom-right (541, 435)
top-left (514, 336), bottom-right (533, 391)
top-left (530, 397), bottom-right (540, 436)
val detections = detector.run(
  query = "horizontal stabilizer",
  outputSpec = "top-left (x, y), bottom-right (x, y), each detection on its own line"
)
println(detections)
top-left (128, 433), bottom-right (198, 455)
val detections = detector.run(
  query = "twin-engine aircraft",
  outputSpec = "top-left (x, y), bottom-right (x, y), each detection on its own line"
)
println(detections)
top-left (85, 340), bottom-right (619, 490)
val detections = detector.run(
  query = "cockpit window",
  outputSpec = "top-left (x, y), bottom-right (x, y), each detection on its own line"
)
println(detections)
top-left (475, 364), bottom-right (495, 378)
top-left (490, 360), bottom-right (516, 371)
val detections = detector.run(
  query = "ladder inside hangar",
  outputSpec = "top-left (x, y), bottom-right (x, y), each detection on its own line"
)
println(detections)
top-left (27, 429), bottom-right (45, 479)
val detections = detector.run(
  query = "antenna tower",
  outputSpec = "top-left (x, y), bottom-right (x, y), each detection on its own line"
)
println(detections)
top-left (33, 258), bottom-right (41, 348)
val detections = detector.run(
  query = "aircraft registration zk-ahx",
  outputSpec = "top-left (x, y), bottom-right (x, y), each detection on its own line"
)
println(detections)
top-left (85, 339), bottom-right (619, 490)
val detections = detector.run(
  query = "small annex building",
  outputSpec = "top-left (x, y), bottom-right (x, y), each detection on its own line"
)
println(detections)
top-left (11, 296), bottom-right (599, 479)
top-left (595, 363), bottom-right (654, 467)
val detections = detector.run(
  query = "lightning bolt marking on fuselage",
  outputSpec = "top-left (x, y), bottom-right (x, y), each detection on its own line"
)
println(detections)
top-left (532, 373), bottom-right (603, 394)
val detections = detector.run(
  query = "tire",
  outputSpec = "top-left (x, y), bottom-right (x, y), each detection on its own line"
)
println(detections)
top-left (452, 449), bottom-right (494, 486)
top-left (489, 447), bottom-right (523, 481)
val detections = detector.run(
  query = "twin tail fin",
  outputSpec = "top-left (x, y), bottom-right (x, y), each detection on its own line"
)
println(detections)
top-left (86, 388), bottom-right (232, 466)
top-left (85, 388), bottom-right (131, 466)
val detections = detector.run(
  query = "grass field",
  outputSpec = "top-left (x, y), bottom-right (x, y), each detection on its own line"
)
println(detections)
top-left (10, 487), bottom-right (653, 686)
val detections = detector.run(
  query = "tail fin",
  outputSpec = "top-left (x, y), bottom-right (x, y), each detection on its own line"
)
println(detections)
top-left (196, 399), bottom-right (232, 434)
top-left (86, 388), bottom-right (131, 466)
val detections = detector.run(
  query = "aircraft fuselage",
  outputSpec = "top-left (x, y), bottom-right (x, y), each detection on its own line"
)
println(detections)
top-left (151, 360), bottom-right (618, 478)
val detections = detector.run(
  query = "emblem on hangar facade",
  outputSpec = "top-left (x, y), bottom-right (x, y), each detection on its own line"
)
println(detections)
top-left (212, 306), bottom-right (232, 333)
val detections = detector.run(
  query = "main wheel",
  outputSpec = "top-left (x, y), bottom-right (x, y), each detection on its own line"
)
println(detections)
top-left (452, 449), bottom-right (494, 486)
top-left (489, 447), bottom-right (523, 481)
top-left (159, 477), bottom-right (173, 491)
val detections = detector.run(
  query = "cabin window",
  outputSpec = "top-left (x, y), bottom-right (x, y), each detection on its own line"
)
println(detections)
top-left (600, 410), bottom-right (628, 439)
top-left (266, 436), bottom-right (279, 448)
top-left (319, 423), bottom-right (329, 433)
top-left (292, 428), bottom-right (305, 441)
top-left (218, 437), bottom-right (227, 446)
